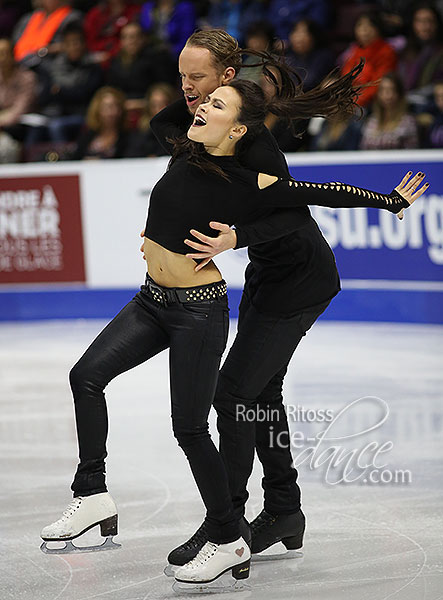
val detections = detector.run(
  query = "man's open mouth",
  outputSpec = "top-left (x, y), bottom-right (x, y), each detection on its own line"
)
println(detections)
top-left (186, 95), bottom-right (199, 106)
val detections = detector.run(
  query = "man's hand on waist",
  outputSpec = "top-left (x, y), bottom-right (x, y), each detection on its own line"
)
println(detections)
top-left (184, 222), bottom-right (237, 272)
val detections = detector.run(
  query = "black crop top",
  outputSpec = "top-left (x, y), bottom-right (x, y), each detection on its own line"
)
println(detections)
top-left (144, 153), bottom-right (409, 255)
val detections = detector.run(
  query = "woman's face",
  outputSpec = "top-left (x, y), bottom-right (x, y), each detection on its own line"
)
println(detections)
top-left (246, 33), bottom-right (269, 52)
top-left (413, 9), bottom-right (437, 42)
top-left (377, 78), bottom-right (399, 108)
top-left (289, 22), bottom-right (314, 54)
top-left (355, 17), bottom-right (379, 46)
top-left (187, 85), bottom-right (244, 148)
top-left (99, 93), bottom-right (122, 127)
top-left (120, 23), bottom-right (143, 56)
top-left (149, 89), bottom-right (169, 115)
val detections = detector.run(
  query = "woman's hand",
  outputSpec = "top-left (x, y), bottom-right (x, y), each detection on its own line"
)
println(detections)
top-left (184, 222), bottom-right (237, 272)
top-left (395, 171), bottom-right (429, 220)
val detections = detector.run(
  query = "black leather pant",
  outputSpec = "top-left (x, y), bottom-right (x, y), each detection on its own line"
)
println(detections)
top-left (214, 291), bottom-right (330, 518)
top-left (69, 282), bottom-right (240, 544)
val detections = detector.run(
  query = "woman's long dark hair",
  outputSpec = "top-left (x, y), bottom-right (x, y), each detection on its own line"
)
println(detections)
top-left (231, 49), bottom-right (364, 141)
top-left (170, 50), bottom-right (365, 178)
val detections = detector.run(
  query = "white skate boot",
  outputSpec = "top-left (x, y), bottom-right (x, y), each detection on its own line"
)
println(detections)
top-left (40, 492), bottom-right (121, 554)
top-left (173, 537), bottom-right (251, 594)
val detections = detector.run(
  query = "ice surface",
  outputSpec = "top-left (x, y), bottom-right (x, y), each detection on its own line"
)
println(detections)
top-left (0, 319), bottom-right (442, 600)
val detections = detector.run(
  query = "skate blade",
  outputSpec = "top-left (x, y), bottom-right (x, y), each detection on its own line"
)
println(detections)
top-left (40, 536), bottom-right (121, 555)
top-left (164, 563), bottom-right (179, 577)
top-left (252, 541), bottom-right (303, 562)
top-left (172, 572), bottom-right (250, 594)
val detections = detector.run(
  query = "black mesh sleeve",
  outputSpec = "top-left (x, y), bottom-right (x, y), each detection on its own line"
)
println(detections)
top-left (258, 178), bottom-right (410, 213)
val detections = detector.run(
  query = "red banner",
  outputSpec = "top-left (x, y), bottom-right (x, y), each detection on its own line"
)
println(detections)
top-left (0, 175), bottom-right (85, 283)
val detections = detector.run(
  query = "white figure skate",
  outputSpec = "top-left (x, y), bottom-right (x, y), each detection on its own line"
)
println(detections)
top-left (172, 537), bottom-right (251, 594)
top-left (40, 492), bottom-right (121, 554)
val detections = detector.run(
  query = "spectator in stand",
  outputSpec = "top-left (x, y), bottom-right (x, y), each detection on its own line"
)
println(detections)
top-left (202, 1), bottom-right (270, 43)
top-left (238, 21), bottom-right (275, 84)
top-left (12, 0), bottom-right (82, 66)
top-left (425, 81), bottom-right (443, 147)
top-left (341, 11), bottom-right (397, 108)
top-left (70, 86), bottom-right (134, 159)
top-left (285, 19), bottom-right (334, 91)
top-left (397, 4), bottom-right (443, 109)
top-left (38, 24), bottom-right (102, 141)
top-left (309, 74), bottom-right (362, 151)
top-left (84, 0), bottom-right (140, 66)
top-left (268, 0), bottom-right (329, 42)
top-left (107, 21), bottom-right (176, 111)
top-left (0, 0), bottom-right (31, 38)
top-left (139, 0), bottom-right (196, 58)
top-left (72, 1), bottom-right (97, 12)
top-left (373, 0), bottom-right (416, 37)
top-left (0, 36), bottom-right (36, 161)
top-left (126, 82), bottom-right (178, 156)
top-left (244, 20), bottom-right (274, 53)
top-left (309, 115), bottom-right (362, 151)
top-left (249, 61), bottom-right (306, 152)
top-left (360, 72), bottom-right (419, 150)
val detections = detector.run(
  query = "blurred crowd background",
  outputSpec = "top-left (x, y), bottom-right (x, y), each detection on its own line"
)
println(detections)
top-left (0, 0), bottom-right (442, 163)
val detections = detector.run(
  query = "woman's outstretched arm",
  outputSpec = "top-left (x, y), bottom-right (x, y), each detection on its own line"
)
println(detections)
top-left (258, 171), bottom-right (429, 215)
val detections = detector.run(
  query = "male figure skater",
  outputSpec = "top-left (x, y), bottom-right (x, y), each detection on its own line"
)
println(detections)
top-left (151, 29), bottom-right (340, 570)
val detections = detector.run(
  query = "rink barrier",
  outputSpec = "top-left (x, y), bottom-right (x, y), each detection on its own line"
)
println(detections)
top-left (1, 285), bottom-right (442, 324)
top-left (0, 150), bottom-right (442, 323)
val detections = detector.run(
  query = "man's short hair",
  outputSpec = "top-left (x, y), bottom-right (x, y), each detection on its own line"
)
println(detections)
top-left (186, 29), bottom-right (242, 75)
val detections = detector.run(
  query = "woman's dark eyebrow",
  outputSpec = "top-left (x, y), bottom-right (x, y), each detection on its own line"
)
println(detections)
top-left (208, 95), bottom-right (227, 106)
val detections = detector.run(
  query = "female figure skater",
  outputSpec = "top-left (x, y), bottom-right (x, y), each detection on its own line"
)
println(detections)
top-left (40, 61), bottom-right (426, 589)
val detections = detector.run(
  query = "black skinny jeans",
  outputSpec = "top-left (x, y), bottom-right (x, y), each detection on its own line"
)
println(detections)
top-left (69, 280), bottom-right (240, 544)
top-left (214, 291), bottom-right (330, 519)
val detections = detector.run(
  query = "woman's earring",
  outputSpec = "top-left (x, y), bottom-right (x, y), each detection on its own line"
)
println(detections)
top-left (229, 135), bottom-right (233, 139)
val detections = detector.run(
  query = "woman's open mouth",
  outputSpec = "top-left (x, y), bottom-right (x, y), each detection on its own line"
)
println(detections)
top-left (191, 114), bottom-right (207, 127)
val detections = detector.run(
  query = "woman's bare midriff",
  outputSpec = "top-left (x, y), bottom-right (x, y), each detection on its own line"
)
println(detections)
top-left (143, 237), bottom-right (223, 288)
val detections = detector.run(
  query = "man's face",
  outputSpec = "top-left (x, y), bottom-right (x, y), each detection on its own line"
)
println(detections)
top-left (178, 45), bottom-right (228, 114)
top-left (63, 33), bottom-right (85, 62)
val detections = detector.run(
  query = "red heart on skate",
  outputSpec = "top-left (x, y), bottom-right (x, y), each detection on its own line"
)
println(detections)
top-left (235, 547), bottom-right (244, 557)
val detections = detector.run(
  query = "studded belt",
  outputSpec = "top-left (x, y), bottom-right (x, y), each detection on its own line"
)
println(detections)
top-left (143, 274), bottom-right (227, 306)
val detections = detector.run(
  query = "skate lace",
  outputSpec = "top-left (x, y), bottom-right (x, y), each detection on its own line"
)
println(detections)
top-left (60, 498), bottom-right (82, 521)
top-left (186, 541), bottom-right (218, 570)
top-left (183, 521), bottom-right (209, 550)
top-left (251, 510), bottom-right (275, 533)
